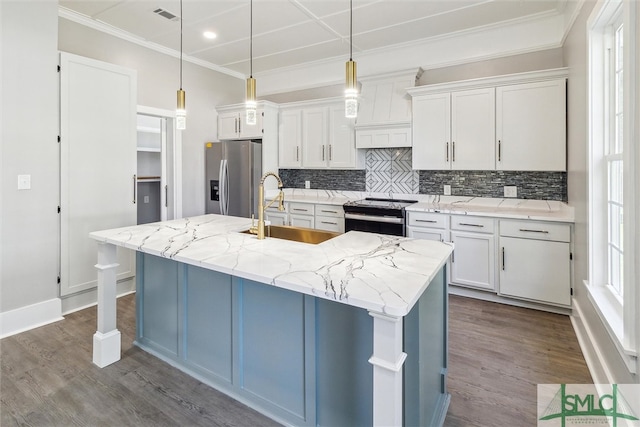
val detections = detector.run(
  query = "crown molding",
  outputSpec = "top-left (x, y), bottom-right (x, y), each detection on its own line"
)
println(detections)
top-left (58, 6), bottom-right (245, 80)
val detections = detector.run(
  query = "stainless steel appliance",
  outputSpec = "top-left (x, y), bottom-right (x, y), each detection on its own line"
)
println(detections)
top-left (205, 140), bottom-right (262, 217)
top-left (343, 198), bottom-right (418, 236)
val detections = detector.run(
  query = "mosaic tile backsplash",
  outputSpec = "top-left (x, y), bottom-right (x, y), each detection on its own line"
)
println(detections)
top-left (280, 149), bottom-right (567, 201)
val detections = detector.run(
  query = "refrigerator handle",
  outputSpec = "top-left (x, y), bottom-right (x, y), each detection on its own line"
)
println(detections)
top-left (218, 159), bottom-right (226, 215)
top-left (224, 159), bottom-right (230, 215)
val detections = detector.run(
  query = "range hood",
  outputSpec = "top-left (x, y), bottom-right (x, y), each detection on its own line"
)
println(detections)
top-left (355, 68), bottom-right (423, 149)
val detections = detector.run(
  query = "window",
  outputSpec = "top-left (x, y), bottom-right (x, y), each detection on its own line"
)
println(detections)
top-left (606, 21), bottom-right (623, 297)
top-left (587, 0), bottom-right (638, 374)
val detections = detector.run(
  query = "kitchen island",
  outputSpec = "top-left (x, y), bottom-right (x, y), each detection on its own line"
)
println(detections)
top-left (89, 214), bottom-right (452, 426)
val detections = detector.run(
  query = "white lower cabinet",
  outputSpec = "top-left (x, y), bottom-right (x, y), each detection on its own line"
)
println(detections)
top-left (499, 220), bottom-right (571, 306)
top-left (265, 210), bottom-right (288, 226)
top-left (315, 204), bottom-right (345, 233)
top-left (406, 211), bottom-right (448, 242)
top-left (449, 216), bottom-right (496, 291)
top-left (289, 202), bottom-right (315, 228)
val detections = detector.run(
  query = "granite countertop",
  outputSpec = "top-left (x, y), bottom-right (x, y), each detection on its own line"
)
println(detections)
top-left (271, 189), bottom-right (574, 222)
top-left (90, 214), bottom-right (453, 317)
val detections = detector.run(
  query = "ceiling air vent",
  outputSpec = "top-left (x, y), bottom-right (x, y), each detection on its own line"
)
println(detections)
top-left (153, 8), bottom-right (179, 21)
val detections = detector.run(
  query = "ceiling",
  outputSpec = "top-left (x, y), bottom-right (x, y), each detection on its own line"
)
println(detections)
top-left (59, 0), bottom-right (570, 80)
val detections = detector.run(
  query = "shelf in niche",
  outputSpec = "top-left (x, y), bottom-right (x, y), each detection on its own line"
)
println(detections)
top-left (137, 147), bottom-right (161, 153)
top-left (137, 126), bottom-right (161, 134)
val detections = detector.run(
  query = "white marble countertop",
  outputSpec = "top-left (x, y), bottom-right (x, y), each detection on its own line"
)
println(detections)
top-left (90, 214), bottom-right (452, 317)
top-left (270, 189), bottom-right (574, 222)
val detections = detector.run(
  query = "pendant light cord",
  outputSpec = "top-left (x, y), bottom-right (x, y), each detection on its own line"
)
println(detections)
top-left (250, 0), bottom-right (253, 78)
top-left (349, 0), bottom-right (353, 61)
top-left (180, 0), bottom-right (183, 90)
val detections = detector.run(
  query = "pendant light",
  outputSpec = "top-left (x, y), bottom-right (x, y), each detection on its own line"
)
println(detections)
top-left (245, 0), bottom-right (257, 125)
top-left (176, 0), bottom-right (186, 130)
top-left (345, 0), bottom-right (358, 118)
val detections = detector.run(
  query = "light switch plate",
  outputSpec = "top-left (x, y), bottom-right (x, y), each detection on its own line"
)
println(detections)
top-left (143, 195), bottom-right (150, 204)
top-left (443, 185), bottom-right (451, 196)
top-left (305, 180), bottom-right (311, 189)
top-left (504, 186), bottom-right (517, 198)
top-left (18, 174), bottom-right (31, 190)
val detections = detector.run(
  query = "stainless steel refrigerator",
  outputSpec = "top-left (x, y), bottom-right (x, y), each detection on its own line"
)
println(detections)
top-left (205, 140), bottom-right (262, 217)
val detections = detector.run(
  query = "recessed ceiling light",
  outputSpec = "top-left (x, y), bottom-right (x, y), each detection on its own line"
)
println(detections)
top-left (203, 31), bottom-right (217, 40)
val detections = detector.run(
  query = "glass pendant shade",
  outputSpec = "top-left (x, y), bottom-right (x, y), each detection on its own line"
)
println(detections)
top-left (176, 89), bottom-right (186, 130)
top-left (246, 77), bottom-right (257, 125)
top-left (345, 60), bottom-right (358, 118)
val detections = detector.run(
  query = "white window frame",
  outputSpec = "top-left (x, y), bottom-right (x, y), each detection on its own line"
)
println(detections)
top-left (587, 0), bottom-right (638, 374)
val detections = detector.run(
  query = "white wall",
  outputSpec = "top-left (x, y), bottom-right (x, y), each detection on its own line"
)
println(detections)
top-left (564, 0), bottom-right (636, 383)
top-left (58, 18), bottom-right (244, 217)
top-left (1, 1), bottom-right (60, 313)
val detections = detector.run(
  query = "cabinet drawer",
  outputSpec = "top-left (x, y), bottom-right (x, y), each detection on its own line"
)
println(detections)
top-left (316, 216), bottom-right (344, 233)
top-left (450, 216), bottom-right (495, 233)
top-left (289, 202), bottom-right (314, 215)
top-left (407, 227), bottom-right (448, 242)
top-left (407, 212), bottom-right (447, 229)
top-left (315, 204), bottom-right (344, 218)
top-left (500, 220), bottom-right (570, 242)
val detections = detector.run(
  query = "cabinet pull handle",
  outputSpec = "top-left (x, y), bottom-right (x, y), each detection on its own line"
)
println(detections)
top-left (451, 246), bottom-right (455, 263)
top-left (321, 221), bottom-right (337, 225)
top-left (519, 228), bottom-right (549, 234)
top-left (321, 210), bottom-right (338, 214)
top-left (452, 141), bottom-right (456, 162)
top-left (459, 222), bottom-right (484, 228)
top-left (322, 145), bottom-right (325, 161)
top-left (296, 146), bottom-right (299, 162)
top-left (329, 144), bottom-right (332, 161)
top-left (235, 118), bottom-right (238, 134)
top-left (416, 219), bottom-right (437, 223)
top-left (446, 142), bottom-right (449, 162)
top-left (502, 247), bottom-right (505, 270)
top-left (238, 117), bottom-right (241, 134)
top-left (292, 208), bottom-right (308, 212)
top-left (133, 174), bottom-right (137, 204)
top-left (498, 140), bottom-right (501, 162)
top-left (165, 185), bottom-right (168, 207)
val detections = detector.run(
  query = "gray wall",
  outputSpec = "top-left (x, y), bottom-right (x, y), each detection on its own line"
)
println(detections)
top-left (58, 18), bottom-right (244, 218)
top-left (1, 1), bottom-right (60, 313)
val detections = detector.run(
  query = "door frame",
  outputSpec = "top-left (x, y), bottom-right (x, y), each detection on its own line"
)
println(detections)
top-left (137, 105), bottom-right (182, 220)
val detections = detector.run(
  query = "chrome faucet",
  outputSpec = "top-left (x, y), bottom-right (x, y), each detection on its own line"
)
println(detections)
top-left (250, 172), bottom-right (285, 239)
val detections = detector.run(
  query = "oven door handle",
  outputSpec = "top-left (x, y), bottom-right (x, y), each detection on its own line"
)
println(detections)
top-left (344, 213), bottom-right (404, 224)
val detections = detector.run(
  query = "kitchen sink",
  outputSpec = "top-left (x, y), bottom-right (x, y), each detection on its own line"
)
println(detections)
top-left (241, 225), bottom-right (340, 244)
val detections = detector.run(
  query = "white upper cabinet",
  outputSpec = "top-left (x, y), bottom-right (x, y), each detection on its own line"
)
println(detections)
top-left (217, 108), bottom-right (264, 140)
top-left (278, 109), bottom-right (302, 168)
top-left (412, 88), bottom-right (495, 170)
top-left (409, 68), bottom-right (568, 172)
top-left (279, 99), bottom-right (364, 169)
top-left (496, 79), bottom-right (566, 171)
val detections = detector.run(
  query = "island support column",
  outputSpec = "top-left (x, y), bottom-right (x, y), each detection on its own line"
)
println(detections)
top-left (368, 311), bottom-right (407, 426)
top-left (92, 242), bottom-right (121, 368)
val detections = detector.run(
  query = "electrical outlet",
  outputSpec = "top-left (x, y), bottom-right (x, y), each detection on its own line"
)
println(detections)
top-left (443, 185), bottom-right (451, 196)
top-left (305, 180), bottom-right (311, 189)
top-left (17, 174), bottom-right (31, 190)
top-left (504, 186), bottom-right (517, 198)
top-left (143, 195), bottom-right (150, 204)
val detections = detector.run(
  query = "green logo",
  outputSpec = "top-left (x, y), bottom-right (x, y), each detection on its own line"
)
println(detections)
top-left (539, 384), bottom-right (639, 427)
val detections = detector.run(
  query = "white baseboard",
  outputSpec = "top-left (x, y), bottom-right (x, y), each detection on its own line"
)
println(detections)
top-left (570, 296), bottom-right (614, 384)
top-left (62, 278), bottom-right (135, 315)
top-left (0, 298), bottom-right (64, 339)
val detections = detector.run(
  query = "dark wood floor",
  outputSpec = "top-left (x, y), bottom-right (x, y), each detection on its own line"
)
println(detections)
top-left (1, 293), bottom-right (591, 426)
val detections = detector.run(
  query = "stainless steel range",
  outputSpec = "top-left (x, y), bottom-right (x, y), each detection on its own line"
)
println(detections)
top-left (343, 198), bottom-right (418, 236)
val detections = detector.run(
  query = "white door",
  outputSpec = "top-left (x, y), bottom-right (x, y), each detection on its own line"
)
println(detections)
top-left (278, 109), bottom-right (302, 168)
top-left (451, 88), bottom-right (495, 170)
top-left (218, 112), bottom-right (239, 140)
top-left (412, 93), bottom-right (451, 170)
top-left (239, 108), bottom-right (264, 139)
top-left (302, 107), bottom-right (328, 168)
top-left (60, 52), bottom-right (137, 296)
top-left (450, 231), bottom-right (495, 290)
top-left (328, 104), bottom-right (356, 168)
top-left (290, 214), bottom-right (314, 229)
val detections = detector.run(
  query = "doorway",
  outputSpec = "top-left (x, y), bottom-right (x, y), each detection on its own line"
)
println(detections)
top-left (136, 106), bottom-right (182, 224)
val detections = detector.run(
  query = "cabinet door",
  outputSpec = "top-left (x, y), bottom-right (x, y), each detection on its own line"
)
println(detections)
top-left (302, 107), bottom-right (329, 168)
top-left (499, 237), bottom-right (571, 306)
top-left (218, 112), bottom-right (239, 140)
top-left (496, 79), bottom-right (566, 171)
top-left (315, 216), bottom-right (344, 233)
top-left (412, 93), bottom-right (450, 170)
top-left (265, 211), bottom-right (288, 226)
top-left (239, 108), bottom-right (264, 139)
top-left (279, 109), bottom-right (302, 168)
top-left (451, 88), bottom-right (495, 170)
top-left (290, 214), bottom-right (314, 229)
top-left (328, 104), bottom-right (356, 168)
top-left (407, 227), bottom-right (447, 242)
top-left (450, 231), bottom-right (495, 291)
